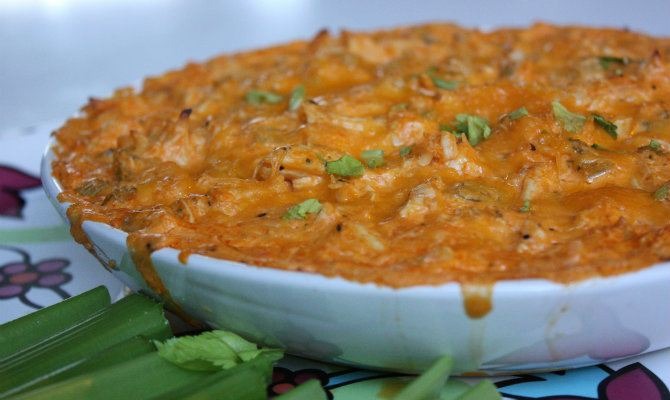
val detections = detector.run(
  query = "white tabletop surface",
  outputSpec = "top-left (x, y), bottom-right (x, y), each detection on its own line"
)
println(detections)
top-left (1, 0), bottom-right (670, 134)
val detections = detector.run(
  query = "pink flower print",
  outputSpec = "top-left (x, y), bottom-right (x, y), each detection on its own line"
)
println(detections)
top-left (0, 165), bottom-right (41, 218)
top-left (0, 246), bottom-right (71, 309)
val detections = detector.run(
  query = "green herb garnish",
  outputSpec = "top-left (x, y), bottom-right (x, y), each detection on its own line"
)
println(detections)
top-left (245, 90), bottom-right (283, 105)
top-left (288, 85), bottom-right (305, 111)
top-left (519, 199), bottom-right (531, 213)
top-left (431, 76), bottom-right (459, 90)
top-left (451, 114), bottom-right (492, 146)
top-left (325, 155), bottom-right (365, 177)
top-left (598, 56), bottom-right (628, 70)
top-left (650, 139), bottom-right (662, 152)
top-left (427, 68), bottom-right (459, 90)
top-left (361, 149), bottom-right (385, 168)
top-left (592, 114), bottom-right (618, 139)
top-left (282, 199), bottom-right (323, 220)
top-left (438, 123), bottom-right (451, 132)
top-left (551, 101), bottom-right (586, 133)
top-left (507, 107), bottom-right (529, 121)
top-left (654, 184), bottom-right (670, 201)
top-left (154, 330), bottom-right (283, 371)
top-left (399, 146), bottom-right (413, 157)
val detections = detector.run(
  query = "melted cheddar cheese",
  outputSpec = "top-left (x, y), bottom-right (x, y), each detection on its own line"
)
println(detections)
top-left (54, 23), bottom-right (670, 288)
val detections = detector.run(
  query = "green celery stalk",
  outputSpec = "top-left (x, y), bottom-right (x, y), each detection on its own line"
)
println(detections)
top-left (10, 352), bottom-right (209, 400)
top-left (157, 353), bottom-right (280, 400)
top-left (158, 368), bottom-right (267, 400)
top-left (0, 286), bottom-right (110, 360)
top-left (439, 379), bottom-right (470, 399)
top-left (392, 355), bottom-right (453, 400)
top-left (10, 336), bottom-right (155, 396)
top-left (275, 379), bottom-right (328, 400)
top-left (455, 380), bottom-right (501, 400)
top-left (0, 294), bottom-right (171, 397)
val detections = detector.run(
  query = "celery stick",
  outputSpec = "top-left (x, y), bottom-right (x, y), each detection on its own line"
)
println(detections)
top-left (0, 286), bottom-right (110, 360)
top-left (392, 355), bottom-right (454, 400)
top-left (275, 379), bottom-right (328, 400)
top-left (159, 368), bottom-right (267, 400)
top-left (11, 352), bottom-right (209, 400)
top-left (11, 336), bottom-right (154, 396)
top-left (455, 380), bottom-right (501, 400)
top-left (0, 294), bottom-right (171, 396)
top-left (439, 379), bottom-right (470, 400)
top-left (157, 354), bottom-right (279, 400)
top-left (186, 369), bottom-right (266, 400)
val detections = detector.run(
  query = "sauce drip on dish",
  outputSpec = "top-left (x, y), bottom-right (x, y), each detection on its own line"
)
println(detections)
top-left (53, 24), bottom-right (670, 316)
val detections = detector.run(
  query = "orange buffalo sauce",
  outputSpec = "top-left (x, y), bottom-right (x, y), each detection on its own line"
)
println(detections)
top-left (53, 24), bottom-right (670, 309)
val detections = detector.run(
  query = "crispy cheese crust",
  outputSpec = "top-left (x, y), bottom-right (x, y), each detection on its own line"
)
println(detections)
top-left (54, 23), bottom-right (670, 287)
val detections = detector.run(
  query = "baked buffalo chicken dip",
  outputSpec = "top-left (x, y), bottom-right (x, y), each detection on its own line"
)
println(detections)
top-left (53, 23), bottom-right (670, 290)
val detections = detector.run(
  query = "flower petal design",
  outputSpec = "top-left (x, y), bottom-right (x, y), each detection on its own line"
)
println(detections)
top-left (0, 248), bottom-right (73, 309)
top-left (35, 259), bottom-right (70, 273)
top-left (268, 367), bottom-right (333, 399)
top-left (0, 190), bottom-right (24, 217)
top-left (0, 165), bottom-right (41, 190)
top-left (0, 165), bottom-right (41, 218)
top-left (599, 363), bottom-right (670, 400)
top-left (0, 284), bottom-right (24, 298)
top-left (1, 262), bottom-right (28, 275)
top-left (37, 273), bottom-right (71, 287)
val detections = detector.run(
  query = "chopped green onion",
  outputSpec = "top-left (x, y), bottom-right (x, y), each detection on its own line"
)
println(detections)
top-left (0, 294), bottom-right (171, 396)
top-left (431, 76), bottom-right (458, 90)
top-left (0, 286), bottom-right (110, 360)
top-left (245, 90), bottom-right (283, 105)
top-left (598, 56), bottom-right (628, 70)
top-left (361, 149), bottom-right (385, 168)
top-left (288, 85), bottom-right (305, 111)
top-left (519, 199), bottom-right (531, 213)
top-left (274, 379), bottom-right (328, 400)
top-left (392, 355), bottom-right (453, 400)
top-left (654, 184), bottom-right (670, 201)
top-left (506, 107), bottom-right (529, 121)
top-left (154, 330), bottom-right (283, 371)
top-left (592, 114), bottom-right (618, 139)
top-left (451, 114), bottom-right (492, 146)
top-left (399, 146), bottom-right (413, 157)
top-left (455, 380), bottom-right (502, 400)
top-left (439, 123), bottom-right (453, 132)
top-left (650, 139), bottom-right (662, 152)
top-left (551, 101), bottom-right (586, 133)
top-left (282, 199), bottom-right (323, 220)
top-left (427, 68), bottom-right (458, 90)
top-left (325, 155), bottom-right (365, 177)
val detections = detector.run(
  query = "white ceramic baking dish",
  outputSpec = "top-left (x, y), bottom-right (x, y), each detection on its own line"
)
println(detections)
top-left (41, 140), bottom-right (670, 373)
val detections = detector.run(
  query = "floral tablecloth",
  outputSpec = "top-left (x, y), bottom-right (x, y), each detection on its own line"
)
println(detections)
top-left (2, 123), bottom-right (669, 399)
